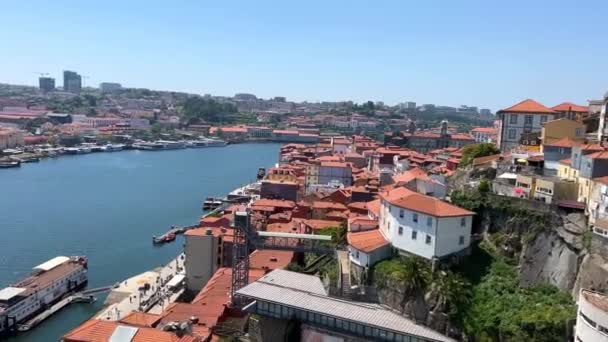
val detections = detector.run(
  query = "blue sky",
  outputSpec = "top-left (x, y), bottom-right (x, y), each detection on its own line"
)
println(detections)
top-left (0, 1), bottom-right (606, 111)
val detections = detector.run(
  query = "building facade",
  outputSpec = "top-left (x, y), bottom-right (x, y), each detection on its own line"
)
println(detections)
top-left (38, 77), bottom-right (55, 93)
top-left (379, 187), bottom-right (474, 260)
top-left (63, 70), bottom-right (82, 94)
top-left (575, 289), bottom-right (608, 342)
top-left (497, 99), bottom-right (556, 151)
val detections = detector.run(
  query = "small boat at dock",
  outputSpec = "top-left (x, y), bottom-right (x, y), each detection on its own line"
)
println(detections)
top-left (202, 197), bottom-right (223, 210)
top-left (0, 158), bottom-right (20, 168)
top-left (152, 226), bottom-right (186, 245)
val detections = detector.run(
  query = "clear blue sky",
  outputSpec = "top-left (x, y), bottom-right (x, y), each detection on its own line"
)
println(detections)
top-left (0, 0), bottom-right (605, 111)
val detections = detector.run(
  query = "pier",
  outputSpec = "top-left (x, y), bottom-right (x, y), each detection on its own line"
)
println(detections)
top-left (95, 254), bottom-right (186, 321)
top-left (17, 293), bottom-right (95, 332)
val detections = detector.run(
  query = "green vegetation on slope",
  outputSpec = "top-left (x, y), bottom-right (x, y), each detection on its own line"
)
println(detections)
top-left (463, 257), bottom-right (575, 341)
top-left (459, 143), bottom-right (500, 167)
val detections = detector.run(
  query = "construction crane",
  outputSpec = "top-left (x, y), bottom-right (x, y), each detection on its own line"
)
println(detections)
top-left (82, 75), bottom-right (90, 88)
top-left (34, 72), bottom-right (50, 77)
top-left (230, 209), bottom-right (334, 308)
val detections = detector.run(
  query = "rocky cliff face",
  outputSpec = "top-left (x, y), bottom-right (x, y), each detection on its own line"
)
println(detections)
top-left (474, 196), bottom-right (587, 293)
top-left (376, 281), bottom-right (458, 338)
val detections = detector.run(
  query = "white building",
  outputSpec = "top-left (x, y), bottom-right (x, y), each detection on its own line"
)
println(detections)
top-left (597, 92), bottom-right (608, 142)
top-left (470, 127), bottom-right (497, 143)
top-left (575, 289), bottom-right (608, 342)
top-left (496, 99), bottom-right (556, 152)
top-left (379, 187), bottom-right (474, 260)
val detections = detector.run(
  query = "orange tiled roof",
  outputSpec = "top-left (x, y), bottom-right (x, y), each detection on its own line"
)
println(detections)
top-left (586, 150), bottom-right (608, 160)
top-left (551, 102), bottom-right (588, 113)
top-left (347, 229), bottom-right (389, 253)
top-left (451, 133), bottom-right (475, 141)
top-left (312, 201), bottom-right (348, 210)
top-left (366, 198), bottom-right (381, 215)
top-left (471, 154), bottom-right (501, 166)
top-left (393, 167), bottom-right (429, 184)
top-left (252, 199), bottom-right (296, 209)
top-left (119, 312), bottom-right (162, 327)
top-left (301, 219), bottom-right (342, 231)
top-left (594, 176), bottom-right (608, 185)
top-left (470, 127), bottom-right (497, 133)
top-left (498, 99), bottom-right (555, 114)
top-left (62, 319), bottom-right (195, 342)
top-left (544, 137), bottom-right (578, 148)
top-left (381, 187), bottom-right (474, 217)
top-left (558, 158), bottom-right (572, 166)
top-left (249, 249), bottom-right (294, 270)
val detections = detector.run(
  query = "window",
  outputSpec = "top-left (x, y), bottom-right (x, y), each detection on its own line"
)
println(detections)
top-left (510, 114), bottom-right (518, 124)
top-left (508, 129), bottom-right (516, 139)
top-left (459, 236), bottom-right (465, 245)
top-left (580, 311), bottom-right (597, 328)
top-left (426, 234), bottom-right (432, 244)
top-left (427, 217), bottom-right (433, 227)
top-left (399, 209), bottom-right (404, 218)
top-left (355, 250), bottom-right (359, 258)
top-left (461, 217), bottom-right (466, 227)
top-left (576, 127), bottom-right (583, 137)
top-left (413, 213), bottom-right (418, 223)
top-left (411, 230), bottom-right (417, 240)
top-left (541, 115), bottom-right (548, 123)
top-left (398, 226), bottom-right (403, 235)
top-left (525, 115), bottom-right (533, 125)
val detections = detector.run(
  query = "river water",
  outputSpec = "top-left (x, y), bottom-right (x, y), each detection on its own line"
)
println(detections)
top-left (0, 143), bottom-right (281, 341)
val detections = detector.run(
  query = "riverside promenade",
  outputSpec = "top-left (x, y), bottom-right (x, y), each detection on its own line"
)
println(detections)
top-left (95, 253), bottom-right (185, 321)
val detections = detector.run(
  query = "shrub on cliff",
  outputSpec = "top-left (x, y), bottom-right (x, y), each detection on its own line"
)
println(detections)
top-left (463, 259), bottom-right (575, 341)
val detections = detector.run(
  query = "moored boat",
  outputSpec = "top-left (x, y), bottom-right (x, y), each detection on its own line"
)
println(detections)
top-left (0, 256), bottom-right (88, 337)
top-left (0, 159), bottom-right (20, 168)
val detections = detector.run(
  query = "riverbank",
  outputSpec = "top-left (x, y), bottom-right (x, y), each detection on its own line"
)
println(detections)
top-left (0, 143), bottom-right (281, 342)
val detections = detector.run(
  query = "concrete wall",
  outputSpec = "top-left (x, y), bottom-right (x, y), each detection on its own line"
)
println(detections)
top-left (184, 234), bottom-right (217, 293)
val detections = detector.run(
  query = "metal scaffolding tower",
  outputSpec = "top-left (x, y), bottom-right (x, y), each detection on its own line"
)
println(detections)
top-left (230, 210), bottom-right (251, 308)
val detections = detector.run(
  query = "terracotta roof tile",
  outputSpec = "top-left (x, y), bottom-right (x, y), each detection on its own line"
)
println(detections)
top-left (498, 99), bottom-right (555, 114)
top-left (586, 150), bottom-right (608, 159)
top-left (551, 102), bottom-right (588, 113)
top-left (544, 137), bottom-right (578, 148)
top-left (119, 312), bottom-right (162, 327)
top-left (381, 187), bottom-right (474, 217)
top-left (347, 229), bottom-right (389, 253)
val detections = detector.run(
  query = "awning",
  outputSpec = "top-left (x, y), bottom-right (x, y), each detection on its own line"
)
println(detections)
top-left (498, 172), bottom-right (518, 180)
top-left (166, 274), bottom-right (185, 288)
top-left (557, 200), bottom-right (586, 210)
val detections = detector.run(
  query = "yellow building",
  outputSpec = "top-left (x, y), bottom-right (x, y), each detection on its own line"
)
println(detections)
top-left (558, 159), bottom-right (577, 181)
top-left (516, 175), bottom-right (536, 198)
top-left (540, 118), bottom-right (585, 151)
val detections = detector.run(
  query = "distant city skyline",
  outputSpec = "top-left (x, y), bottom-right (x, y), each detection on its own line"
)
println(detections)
top-left (1, 1), bottom-right (606, 111)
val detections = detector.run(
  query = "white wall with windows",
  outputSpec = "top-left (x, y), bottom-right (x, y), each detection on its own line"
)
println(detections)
top-left (575, 290), bottom-right (608, 342)
top-left (500, 112), bottom-right (555, 151)
top-left (379, 201), bottom-right (472, 260)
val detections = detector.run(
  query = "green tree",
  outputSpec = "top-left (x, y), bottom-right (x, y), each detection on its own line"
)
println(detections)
top-left (478, 180), bottom-right (490, 193)
top-left (181, 97), bottom-right (237, 124)
top-left (150, 123), bottom-right (162, 135)
top-left (459, 143), bottom-right (500, 167)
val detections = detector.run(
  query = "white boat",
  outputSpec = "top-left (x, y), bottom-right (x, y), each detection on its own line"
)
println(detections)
top-left (105, 144), bottom-right (124, 152)
top-left (0, 256), bottom-right (88, 336)
top-left (63, 146), bottom-right (92, 155)
top-left (157, 140), bottom-right (186, 150)
top-left (203, 138), bottom-right (227, 147)
top-left (133, 142), bottom-right (164, 151)
top-left (186, 140), bottom-right (209, 148)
